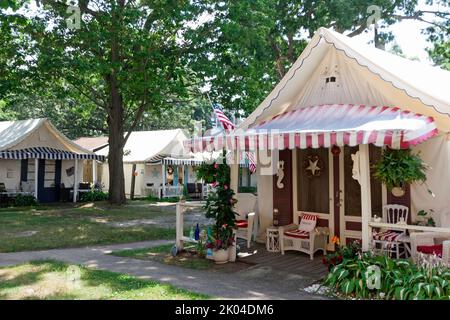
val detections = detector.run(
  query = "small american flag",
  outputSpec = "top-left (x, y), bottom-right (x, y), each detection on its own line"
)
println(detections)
top-left (246, 152), bottom-right (257, 173)
top-left (213, 103), bottom-right (235, 132)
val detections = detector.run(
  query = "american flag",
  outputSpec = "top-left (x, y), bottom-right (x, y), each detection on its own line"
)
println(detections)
top-left (246, 152), bottom-right (257, 173)
top-left (212, 103), bottom-right (235, 132)
top-left (211, 103), bottom-right (256, 172)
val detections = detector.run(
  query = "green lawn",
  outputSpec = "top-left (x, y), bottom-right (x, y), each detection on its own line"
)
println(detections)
top-left (0, 260), bottom-right (208, 300)
top-left (111, 243), bottom-right (213, 270)
top-left (0, 201), bottom-right (177, 253)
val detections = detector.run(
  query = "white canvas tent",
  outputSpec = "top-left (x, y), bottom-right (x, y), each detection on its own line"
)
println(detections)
top-left (0, 118), bottom-right (104, 203)
top-left (185, 27), bottom-right (450, 250)
top-left (90, 129), bottom-right (204, 198)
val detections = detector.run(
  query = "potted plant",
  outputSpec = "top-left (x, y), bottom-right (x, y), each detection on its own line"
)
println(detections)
top-left (196, 151), bottom-right (237, 264)
top-left (373, 149), bottom-right (427, 197)
top-left (413, 209), bottom-right (436, 227)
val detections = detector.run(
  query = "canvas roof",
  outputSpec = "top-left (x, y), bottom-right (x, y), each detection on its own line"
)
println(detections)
top-left (74, 136), bottom-right (109, 152)
top-left (239, 27), bottom-right (450, 132)
top-left (97, 129), bottom-right (190, 163)
top-left (0, 118), bottom-right (96, 155)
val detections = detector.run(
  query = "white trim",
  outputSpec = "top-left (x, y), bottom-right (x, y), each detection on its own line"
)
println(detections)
top-left (359, 144), bottom-right (372, 251)
top-left (34, 158), bottom-right (39, 200)
top-left (73, 158), bottom-right (78, 203)
top-left (292, 149), bottom-right (299, 224)
top-left (328, 148), bottom-right (335, 250)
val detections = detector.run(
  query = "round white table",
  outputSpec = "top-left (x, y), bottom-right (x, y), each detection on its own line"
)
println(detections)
top-left (266, 226), bottom-right (280, 252)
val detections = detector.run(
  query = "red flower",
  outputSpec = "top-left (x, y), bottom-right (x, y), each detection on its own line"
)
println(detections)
top-left (211, 181), bottom-right (218, 187)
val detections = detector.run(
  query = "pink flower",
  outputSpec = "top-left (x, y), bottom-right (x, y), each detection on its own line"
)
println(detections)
top-left (214, 163), bottom-right (219, 169)
top-left (224, 185), bottom-right (228, 190)
top-left (211, 181), bottom-right (218, 188)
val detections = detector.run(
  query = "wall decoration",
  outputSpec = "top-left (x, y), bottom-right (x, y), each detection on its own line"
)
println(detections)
top-left (351, 151), bottom-right (361, 184)
top-left (276, 160), bottom-right (285, 189)
top-left (303, 154), bottom-right (323, 177)
top-left (167, 165), bottom-right (174, 175)
top-left (66, 166), bottom-right (75, 177)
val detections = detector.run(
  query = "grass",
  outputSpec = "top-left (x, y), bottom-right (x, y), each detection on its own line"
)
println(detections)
top-left (111, 243), bottom-right (213, 270)
top-left (0, 201), bottom-right (177, 253)
top-left (0, 260), bottom-right (209, 300)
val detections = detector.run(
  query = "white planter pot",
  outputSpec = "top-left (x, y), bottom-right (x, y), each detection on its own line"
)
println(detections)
top-left (212, 249), bottom-right (229, 264)
top-left (391, 187), bottom-right (405, 197)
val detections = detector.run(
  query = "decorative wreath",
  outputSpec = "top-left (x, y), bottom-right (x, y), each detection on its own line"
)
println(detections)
top-left (167, 165), bottom-right (174, 175)
top-left (302, 154), bottom-right (324, 178)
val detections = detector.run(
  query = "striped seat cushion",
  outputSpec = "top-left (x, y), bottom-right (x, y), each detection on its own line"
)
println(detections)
top-left (236, 220), bottom-right (248, 228)
top-left (284, 229), bottom-right (309, 239)
top-left (372, 230), bottom-right (403, 241)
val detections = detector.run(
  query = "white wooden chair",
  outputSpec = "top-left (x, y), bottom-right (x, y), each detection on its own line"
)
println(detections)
top-left (410, 232), bottom-right (450, 266)
top-left (234, 193), bottom-right (258, 248)
top-left (278, 212), bottom-right (328, 260)
top-left (372, 204), bottom-right (409, 258)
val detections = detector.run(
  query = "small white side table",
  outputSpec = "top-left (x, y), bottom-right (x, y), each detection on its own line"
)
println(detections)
top-left (266, 226), bottom-right (280, 252)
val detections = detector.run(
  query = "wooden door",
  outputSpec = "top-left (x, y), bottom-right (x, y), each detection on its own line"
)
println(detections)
top-left (339, 145), bottom-right (383, 244)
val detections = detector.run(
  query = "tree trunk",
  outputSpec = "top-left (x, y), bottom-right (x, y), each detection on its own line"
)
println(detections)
top-left (107, 75), bottom-right (126, 205)
top-left (106, 4), bottom-right (126, 205)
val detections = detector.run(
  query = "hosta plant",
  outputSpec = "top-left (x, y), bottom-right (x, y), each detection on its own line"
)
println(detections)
top-left (323, 252), bottom-right (450, 300)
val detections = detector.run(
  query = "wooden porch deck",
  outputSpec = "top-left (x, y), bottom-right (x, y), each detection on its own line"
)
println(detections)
top-left (236, 241), bottom-right (328, 279)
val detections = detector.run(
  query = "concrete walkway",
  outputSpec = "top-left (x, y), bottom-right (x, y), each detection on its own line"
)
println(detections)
top-left (0, 241), bottom-right (329, 300)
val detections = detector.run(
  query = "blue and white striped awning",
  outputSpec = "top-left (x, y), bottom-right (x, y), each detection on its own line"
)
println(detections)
top-left (0, 147), bottom-right (105, 161)
top-left (147, 155), bottom-right (203, 166)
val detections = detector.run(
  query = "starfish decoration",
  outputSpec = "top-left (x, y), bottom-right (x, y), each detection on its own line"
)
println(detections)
top-left (306, 159), bottom-right (321, 176)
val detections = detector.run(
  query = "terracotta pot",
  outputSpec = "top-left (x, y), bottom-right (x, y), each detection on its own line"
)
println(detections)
top-left (391, 186), bottom-right (405, 197)
top-left (212, 249), bottom-right (229, 264)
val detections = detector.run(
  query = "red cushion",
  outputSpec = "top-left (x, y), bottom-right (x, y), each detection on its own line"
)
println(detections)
top-left (236, 220), bottom-right (248, 228)
top-left (417, 244), bottom-right (443, 257)
top-left (284, 229), bottom-right (309, 239)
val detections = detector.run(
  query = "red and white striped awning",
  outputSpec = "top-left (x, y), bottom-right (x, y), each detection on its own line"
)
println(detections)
top-left (185, 104), bottom-right (438, 152)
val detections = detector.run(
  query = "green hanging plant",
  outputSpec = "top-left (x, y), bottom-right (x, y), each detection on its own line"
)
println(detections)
top-left (373, 149), bottom-right (427, 190)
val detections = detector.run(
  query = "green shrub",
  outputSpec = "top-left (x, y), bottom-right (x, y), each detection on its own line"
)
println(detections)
top-left (324, 252), bottom-right (450, 300)
top-left (79, 190), bottom-right (108, 202)
top-left (12, 194), bottom-right (38, 207)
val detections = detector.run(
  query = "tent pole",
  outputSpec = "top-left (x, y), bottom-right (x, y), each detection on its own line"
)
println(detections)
top-left (359, 144), bottom-right (372, 251)
top-left (161, 162), bottom-right (166, 199)
top-left (230, 150), bottom-right (239, 192)
top-left (73, 158), bottom-right (78, 203)
top-left (130, 163), bottom-right (137, 200)
top-left (92, 160), bottom-right (97, 185)
top-left (34, 158), bottom-right (39, 200)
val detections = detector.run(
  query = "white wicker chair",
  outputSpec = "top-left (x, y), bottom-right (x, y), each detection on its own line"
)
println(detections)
top-left (234, 193), bottom-right (258, 248)
top-left (372, 204), bottom-right (409, 258)
top-left (278, 212), bottom-right (328, 260)
top-left (410, 232), bottom-right (450, 266)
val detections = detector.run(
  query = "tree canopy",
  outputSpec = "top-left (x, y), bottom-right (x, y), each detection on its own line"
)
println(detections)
top-left (0, 0), bottom-right (449, 204)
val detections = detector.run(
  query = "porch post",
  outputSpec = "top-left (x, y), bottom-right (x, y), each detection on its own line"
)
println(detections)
top-left (173, 165), bottom-right (179, 186)
top-left (92, 160), bottom-right (97, 185)
top-left (183, 165), bottom-right (189, 186)
top-left (359, 144), bottom-right (372, 251)
top-left (230, 150), bottom-right (239, 192)
top-left (34, 158), bottom-right (39, 200)
top-left (73, 158), bottom-right (78, 203)
top-left (161, 163), bottom-right (166, 198)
